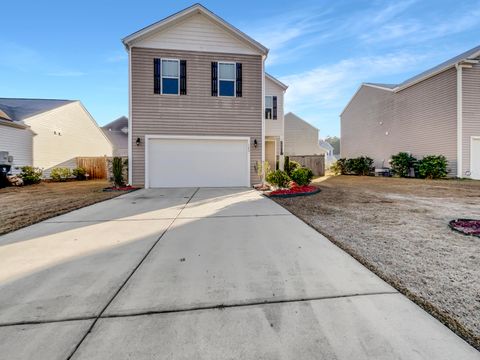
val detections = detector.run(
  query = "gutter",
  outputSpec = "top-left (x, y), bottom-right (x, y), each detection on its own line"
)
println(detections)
top-left (455, 58), bottom-right (479, 178)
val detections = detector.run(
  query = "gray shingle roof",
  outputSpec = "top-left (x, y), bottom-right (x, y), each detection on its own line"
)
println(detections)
top-left (0, 98), bottom-right (75, 122)
top-left (364, 45), bottom-right (480, 92)
top-left (398, 44), bottom-right (480, 89)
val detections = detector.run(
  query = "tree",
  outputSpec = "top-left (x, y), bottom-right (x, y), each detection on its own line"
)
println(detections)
top-left (325, 136), bottom-right (340, 155)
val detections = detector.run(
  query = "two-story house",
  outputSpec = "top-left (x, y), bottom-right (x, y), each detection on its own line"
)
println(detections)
top-left (122, 4), bottom-right (287, 188)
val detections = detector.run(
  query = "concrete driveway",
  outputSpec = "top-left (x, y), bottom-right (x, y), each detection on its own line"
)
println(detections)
top-left (0, 188), bottom-right (478, 359)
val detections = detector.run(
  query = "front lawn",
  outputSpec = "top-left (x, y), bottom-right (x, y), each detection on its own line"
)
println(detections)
top-left (274, 175), bottom-right (480, 350)
top-left (0, 180), bottom-right (125, 235)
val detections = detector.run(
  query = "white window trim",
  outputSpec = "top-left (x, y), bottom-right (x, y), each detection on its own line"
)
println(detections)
top-left (265, 95), bottom-right (273, 120)
top-left (161, 58), bottom-right (180, 96)
top-left (218, 61), bottom-right (236, 97)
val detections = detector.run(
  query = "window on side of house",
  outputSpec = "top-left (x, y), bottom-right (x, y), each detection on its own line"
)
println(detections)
top-left (161, 59), bottom-right (180, 95)
top-left (265, 96), bottom-right (273, 119)
top-left (218, 62), bottom-right (236, 97)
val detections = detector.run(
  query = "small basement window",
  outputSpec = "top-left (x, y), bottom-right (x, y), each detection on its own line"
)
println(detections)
top-left (265, 96), bottom-right (273, 119)
top-left (218, 62), bottom-right (235, 96)
top-left (162, 59), bottom-right (179, 95)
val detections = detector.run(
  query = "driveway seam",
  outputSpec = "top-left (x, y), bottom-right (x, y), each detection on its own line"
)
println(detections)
top-left (44, 213), bottom-right (293, 223)
top-left (100, 291), bottom-right (399, 319)
top-left (0, 290), bottom-right (399, 328)
top-left (64, 187), bottom-right (200, 360)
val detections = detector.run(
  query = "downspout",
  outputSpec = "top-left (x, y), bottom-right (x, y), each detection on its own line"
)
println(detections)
top-left (261, 55), bottom-right (266, 181)
top-left (455, 63), bottom-right (463, 178)
top-left (127, 46), bottom-right (133, 185)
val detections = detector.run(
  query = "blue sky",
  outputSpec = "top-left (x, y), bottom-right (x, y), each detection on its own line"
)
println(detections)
top-left (1, 0), bottom-right (479, 137)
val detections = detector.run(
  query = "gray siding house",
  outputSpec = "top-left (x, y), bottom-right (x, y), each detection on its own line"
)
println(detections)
top-left (123, 4), bottom-right (286, 188)
top-left (341, 46), bottom-right (480, 179)
top-left (101, 116), bottom-right (128, 157)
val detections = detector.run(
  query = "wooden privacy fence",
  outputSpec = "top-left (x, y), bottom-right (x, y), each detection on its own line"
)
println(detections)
top-left (76, 157), bottom-right (108, 180)
top-left (289, 155), bottom-right (325, 176)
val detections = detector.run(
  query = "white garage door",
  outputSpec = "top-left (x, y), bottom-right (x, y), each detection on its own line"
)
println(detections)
top-left (146, 136), bottom-right (250, 188)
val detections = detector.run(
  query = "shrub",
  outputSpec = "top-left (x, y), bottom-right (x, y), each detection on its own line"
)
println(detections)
top-left (290, 167), bottom-right (314, 186)
top-left (266, 170), bottom-right (290, 188)
top-left (418, 155), bottom-right (448, 179)
top-left (72, 167), bottom-right (87, 180)
top-left (390, 152), bottom-right (417, 177)
top-left (331, 158), bottom-right (348, 175)
top-left (346, 156), bottom-right (374, 176)
top-left (112, 157), bottom-right (125, 187)
top-left (19, 166), bottom-right (43, 185)
top-left (256, 161), bottom-right (271, 184)
top-left (50, 167), bottom-right (72, 182)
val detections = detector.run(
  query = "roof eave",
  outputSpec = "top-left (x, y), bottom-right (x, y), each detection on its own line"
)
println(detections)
top-left (266, 73), bottom-right (288, 90)
top-left (122, 4), bottom-right (269, 56)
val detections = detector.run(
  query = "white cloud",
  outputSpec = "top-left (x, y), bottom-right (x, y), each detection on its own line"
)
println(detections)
top-left (280, 51), bottom-right (430, 116)
top-left (105, 53), bottom-right (127, 63)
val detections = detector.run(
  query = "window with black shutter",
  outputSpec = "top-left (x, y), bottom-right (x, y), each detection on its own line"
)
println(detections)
top-left (272, 96), bottom-right (277, 120)
top-left (180, 60), bottom-right (187, 95)
top-left (211, 62), bottom-right (218, 96)
top-left (154, 58), bottom-right (161, 94)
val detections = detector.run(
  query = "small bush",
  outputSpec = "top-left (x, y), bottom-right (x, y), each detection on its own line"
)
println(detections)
top-left (390, 152), bottom-right (417, 177)
top-left (290, 167), bottom-right (314, 186)
top-left (331, 158), bottom-right (348, 175)
top-left (72, 167), bottom-right (87, 180)
top-left (19, 166), bottom-right (43, 185)
top-left (418, 155), bottom-right (448, 179)
top-left (266, 170), bottom-right (290, 188)
top-left (284, 156), bottom-right (301, 176)
top-left (50, 167), bottom-right (72, 182)
top-left (347, 156), bottom-right (374, 176)
top-left (112, 157), bottom-right (125, 187)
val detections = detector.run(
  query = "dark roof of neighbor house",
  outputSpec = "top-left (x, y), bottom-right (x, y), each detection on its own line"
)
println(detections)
top-left (101, 116), bottom-right (128, 151)
top-left (0, 98), bottom-right (75, 122)
top-left (363, 44), bottom-right (480, 92)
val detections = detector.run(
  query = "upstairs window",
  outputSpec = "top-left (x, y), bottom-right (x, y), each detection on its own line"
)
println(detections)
top-left (265, 96), bottom-right (273, 119)
top-left (265, 95), bottom-right (277, 119)
top-left (161, 59), bottom-right (180, 95)
top-left (218, 62), bottom-right (236, 97)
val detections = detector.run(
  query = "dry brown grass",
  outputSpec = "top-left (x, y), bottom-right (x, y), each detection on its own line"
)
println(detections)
top-left (274, 175), bottom-right (480, 350)
top-left (0, 180), bottom-right (124, 235)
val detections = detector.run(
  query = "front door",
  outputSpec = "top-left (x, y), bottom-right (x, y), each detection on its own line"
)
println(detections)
top-left (265, 140), bottom-right (276, 170)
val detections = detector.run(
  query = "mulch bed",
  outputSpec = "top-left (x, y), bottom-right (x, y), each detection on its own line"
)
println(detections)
top-left (449, 219), bottom-right (480, 237)
top-left (103, 186), bottom-right (139, 192)
top-left (267, 185), bottom-right (320, 198)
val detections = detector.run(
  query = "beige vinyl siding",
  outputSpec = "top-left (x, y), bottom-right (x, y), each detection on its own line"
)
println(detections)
top-left (23, 102), bottom-right (113, 177)
top-left (0, 124), bottom-right (34, 174)
top-left (284, 113), bottom-right (324, 156)
top-left (134, 13), bottom-right (259, 55)
top-left (265, 77), bottom-right (284, 138)
top-left (130, 47), bottom-right (262, 186)
top-left (342, 69), bottom-right (457, 174)
top-left (462, 62), bottom-right (480, 177)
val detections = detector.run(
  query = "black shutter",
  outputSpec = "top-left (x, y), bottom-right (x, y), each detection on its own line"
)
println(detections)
top-left (211, 62), bottom-right (218, 96)
top-left (272, 96), bottom-right (277, 119)
top-left (154, 58), bottom-right (161, 94)
top-left (180, 60), bottom-right (187, 95)
top-left (236, 63), bottom-right (242, 97)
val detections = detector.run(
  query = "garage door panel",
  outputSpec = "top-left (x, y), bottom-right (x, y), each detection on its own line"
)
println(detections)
top-left (147, 138), bottom-right (249, 188)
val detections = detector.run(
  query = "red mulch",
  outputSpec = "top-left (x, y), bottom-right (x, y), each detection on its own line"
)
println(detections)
top-left (269, 185), bottom-right (318, 196)
top-left (449, 219), bottom-right (480, 237)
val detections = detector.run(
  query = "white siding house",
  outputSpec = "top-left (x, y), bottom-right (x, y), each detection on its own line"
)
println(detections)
top-left (284, 112), bottom-right (325, 156)
top-left (0, 120), bottom-right (34, 174)
top-left (0, 98), bottom-right (112, 177)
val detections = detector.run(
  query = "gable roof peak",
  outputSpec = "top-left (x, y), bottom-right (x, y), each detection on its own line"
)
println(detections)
top-left (122, 3), bottom-right (268, 56)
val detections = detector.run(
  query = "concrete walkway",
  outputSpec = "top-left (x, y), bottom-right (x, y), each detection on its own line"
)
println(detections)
top-left (0, 188), bottom-right (478, 359)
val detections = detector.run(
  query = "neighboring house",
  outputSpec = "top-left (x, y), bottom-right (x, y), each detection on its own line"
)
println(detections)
top-left (102, 116), bottom-right (128, 157)
top-left (341, 45), bottom-right (480, 179)
top-left (0, 98), bottom-right (112, 177)
top-left (319, 140), bottom-right (338, 166)
top-left (0, 113), bottom-right (35, 175)
top-left (284, 112), bottom-right (325, 156)
top-left (122, 4), bottom-right (287, 188)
